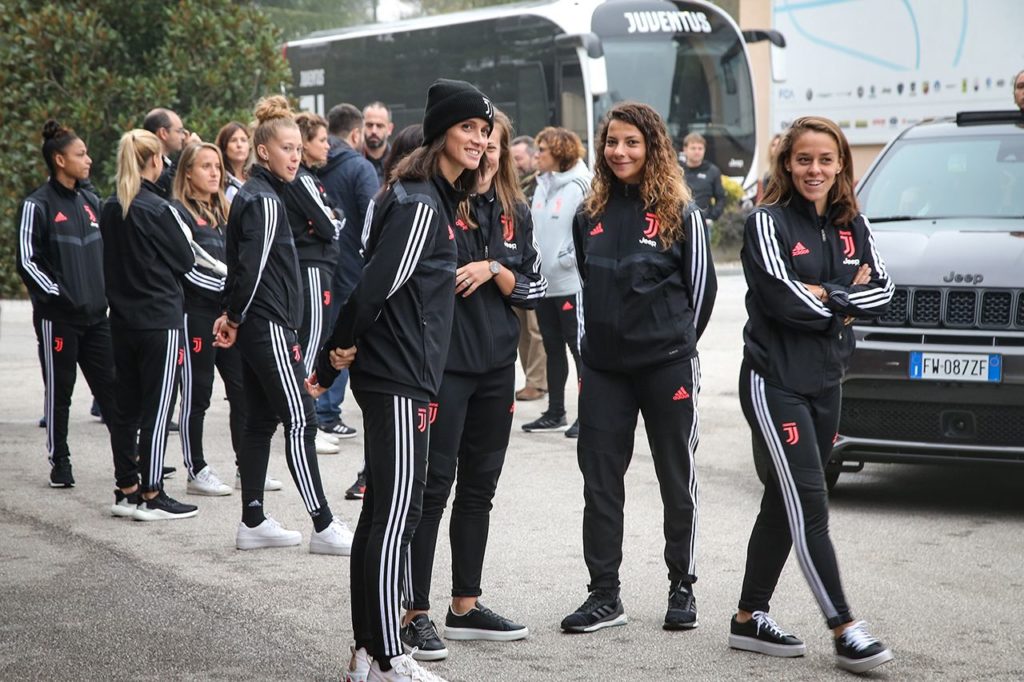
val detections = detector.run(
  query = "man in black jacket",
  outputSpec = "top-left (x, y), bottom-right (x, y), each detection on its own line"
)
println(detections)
top-left (362, 101), bottom-right (394, 186)
top-left (682, 132), bottom-right (725, 233)
top-left (142, 108), bottom-right (192, 198)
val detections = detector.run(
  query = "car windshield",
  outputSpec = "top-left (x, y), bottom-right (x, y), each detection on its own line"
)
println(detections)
top-left (858, 132), bottom-right (1024, 226)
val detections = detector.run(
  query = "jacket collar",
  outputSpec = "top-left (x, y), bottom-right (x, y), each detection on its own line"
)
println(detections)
top-left (250, 164), bottom-right (286, 192)
top-left (48, 176), bottom-right (79, 199)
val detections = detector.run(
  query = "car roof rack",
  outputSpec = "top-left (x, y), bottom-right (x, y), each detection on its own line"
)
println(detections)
top-left (955, 110), bottom-right (1024, 126)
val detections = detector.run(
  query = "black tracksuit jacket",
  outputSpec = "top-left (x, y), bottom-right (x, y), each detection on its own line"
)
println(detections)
top-left (282, 164), bottom-right (342, 272)
top-left (446, 190), bottom-right (547, 375)
top-left (172, 200), bottom-right (226, 314)
top-left (17, 178), bottom-right (107, 325)
top-left (315, 175), bottom-right (460, 401)
top-left (572, 181), bottom-right (717, 372)
top-left (100, 180), bottom-right (194, 329)
top-left (223, 164), bottom-right (302, 330)
top-left (683, 160), bottom-right (725, 221)
top-left (741, 194), bottom-right (894, 395)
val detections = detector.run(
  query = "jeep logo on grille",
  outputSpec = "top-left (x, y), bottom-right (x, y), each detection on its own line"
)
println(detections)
top-left (942, 271), bottom-right (984, 284)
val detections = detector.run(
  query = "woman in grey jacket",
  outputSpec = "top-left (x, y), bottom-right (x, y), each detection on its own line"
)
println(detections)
top-left (523, 127), bottom-right (591, 437)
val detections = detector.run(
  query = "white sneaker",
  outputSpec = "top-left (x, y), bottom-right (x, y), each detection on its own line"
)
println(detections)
top-left (320, 430), bottom-right (341, 445)
top-left (236, 516), bottom-right (302, 550)
top-left (344, 645), bottom-right (371, 682)
top-left (368, 654), bottom-right (448, 682)
top-left (309, 516), bottom-right (354, 555)
top-left (234, 468), bottom-right (284, 492)
top-left (315, 430), bottom-right (340, 454)
top-left (187, 466), bottom-right (232, 496)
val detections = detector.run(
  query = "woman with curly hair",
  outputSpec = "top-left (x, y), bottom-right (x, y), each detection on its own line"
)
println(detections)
top-left (561, 102), bottom-right (717, 634)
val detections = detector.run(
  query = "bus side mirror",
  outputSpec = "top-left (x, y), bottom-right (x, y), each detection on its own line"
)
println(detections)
top-left (742, 29), bottom-right (787, 83)
top-left (555, 32), bottom-right (607, 97)
top-left (555, 32), bottom-right (604, 58)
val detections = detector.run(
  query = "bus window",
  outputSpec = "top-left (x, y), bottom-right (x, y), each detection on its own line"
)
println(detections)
top-left (558, 61), bottom-right (587, 146)
top-left (516, 63), bottom-right (548, 137)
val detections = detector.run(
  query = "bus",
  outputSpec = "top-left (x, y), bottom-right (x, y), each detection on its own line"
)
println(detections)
top-left (286, 0), bottom-right (763, 186)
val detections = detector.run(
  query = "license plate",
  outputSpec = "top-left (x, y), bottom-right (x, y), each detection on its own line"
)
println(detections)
top-left (909, 352), bottom-right (1002, 383)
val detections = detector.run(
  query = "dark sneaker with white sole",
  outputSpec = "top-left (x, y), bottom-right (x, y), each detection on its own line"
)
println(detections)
top-left (835, 621), bottom-right (893, 673)
top-left (729, 611), bottom-right (806, 657)
top-left (560, 590), bottom-right (627, 633)
top-left (345, 471), bottom-right (366, 500)
top-left (445, 603), bottom-right (528, 641)
top-left (522, 412), bottom-right (568, 432)
top-left (132, 490), bottom-right (198, 521)
top-left (663, 581), bottom-right (698, 630)
top-left (401, 614), bottom-right (449, 661)
top-left (49, 460), bottom-right (75, 488)
top-left (110, 489), bottom-right (141, 518)
top-left (321, 421), bottom-right (358, 439)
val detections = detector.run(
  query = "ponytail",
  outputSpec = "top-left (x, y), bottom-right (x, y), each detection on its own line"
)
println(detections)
top-left (115, 129), bottom-right (162, 218)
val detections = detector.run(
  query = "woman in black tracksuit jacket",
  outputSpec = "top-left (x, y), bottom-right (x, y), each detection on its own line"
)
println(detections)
top-left (213, 96), bottom-right (349, 555)
top-left (730, 116), bottom-right (894, 674)
top-left (101, 128), bottom-right (198, 520)
top-left (17, 120), bottom-right (134, 491)
top-left (171, 142), bottom-right (239, 496)
top-left (308, 78), bottom-right (493, 681)
top-left (400, 109), bottom-right (546, 661)
top-left (282, 112), bottom-right (342, 405)
top-left (562, 102), bottom-right (717, 634)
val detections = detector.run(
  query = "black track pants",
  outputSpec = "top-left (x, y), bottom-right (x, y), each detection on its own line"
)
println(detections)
top-left (34, 312), bottom-right (135, 482)
top-left (406, 365), bottom-right (515, 611)
top-left (577, 357), bottom-right (701, 590)
top-left (299, 265), bottom-right (331, 378)
top-left (737, 361), bottom-right (853, 629)
top-left (180, 309), bottom-right (246, 477)
top-left (235, 317), bottom-right (331, 526)
top-left (535, 294), bottom-right (581, 416)
top-left (111, 326), bottom-right (182, 492)
top-left (351, 390), bottom-right (428, 666)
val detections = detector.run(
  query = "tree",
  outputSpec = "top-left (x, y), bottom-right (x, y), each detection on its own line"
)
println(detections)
top-left (0, 0), bottom-right (292, 297)
top-left (252, 0), bottom-right (372, 41)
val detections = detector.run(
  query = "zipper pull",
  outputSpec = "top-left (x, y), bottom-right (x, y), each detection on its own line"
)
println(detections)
top-left (821, 228), bottom-right (826, 243)
top-left (484, 245), bottom-right (489, 259)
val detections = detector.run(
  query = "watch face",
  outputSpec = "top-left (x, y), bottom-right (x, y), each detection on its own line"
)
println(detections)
top-left (490, 261), bottom-right (501, 274)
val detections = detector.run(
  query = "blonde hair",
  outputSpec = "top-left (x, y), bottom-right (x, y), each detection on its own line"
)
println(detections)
top-left (173, 142), bottom-right (229, 226)
top-left (585, 102), bottom-right (691, 249)
top-left (115, 129), bottom-right (162, 218)
top-left (252, 95), bottom-right (297, 161)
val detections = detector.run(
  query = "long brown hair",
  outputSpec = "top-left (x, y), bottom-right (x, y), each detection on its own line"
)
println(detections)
top-left (762, 115), bottom-right (858, 226)
top-left (172, 142), bottom-right (229, 226)
top-left (584, 102), bottom-right (691, 248)
top-left (393, 128), bottom-right (485, 194)
top-left (216, 121), bottom-right (250, 180)
top-left (458, 109), bottom-right (525, 229)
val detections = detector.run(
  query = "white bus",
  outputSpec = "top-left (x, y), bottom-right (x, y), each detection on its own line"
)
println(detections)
top-left (286, 0), bottom-right (768, 186)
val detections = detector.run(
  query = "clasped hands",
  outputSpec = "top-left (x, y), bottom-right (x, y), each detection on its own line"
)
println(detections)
top-left (303, 346), bottom-right (357, 398)
top-left (803, 263), bottom-right (871, 327)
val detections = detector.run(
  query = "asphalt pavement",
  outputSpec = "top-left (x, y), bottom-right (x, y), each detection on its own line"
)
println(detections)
top-left (2, 274), bottom-right (1023, 681)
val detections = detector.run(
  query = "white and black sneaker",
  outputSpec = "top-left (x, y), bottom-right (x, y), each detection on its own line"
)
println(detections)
top-left (560, 589), bottom-right (627, 633)
top-left (110, 489), bottom-right (141, 518)
top-left (132, 490), bottom-right (199, 521)
top-left (444, 602), bottom-right (528, 641)
top-left (664, 581), bottom-right (698, 630)
top-left (729, 611), bottom-right (806, 657)
top-left (522, 412), bottom-right (568, 433)
top-left (835, 621), bottom-right (893, 673)
top-left (400, 614), bottom-right (449, 661)
top-left (321, 420), bottom-right (358, 439)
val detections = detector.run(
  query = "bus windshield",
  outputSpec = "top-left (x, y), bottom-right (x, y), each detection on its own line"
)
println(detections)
top-left (592, 3), bottom-right (755, 179)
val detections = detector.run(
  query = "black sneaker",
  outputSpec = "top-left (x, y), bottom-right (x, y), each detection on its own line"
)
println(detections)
top-left (565, 419), bottom-right (579, 438)
top-left (49, 460), bottom-right (75, 488)
top-left (729, 611), bottom-right (806, 657)
top-left (132, 490), bottom-right (199, 521)
top-left (664, 581), bottom-right (698, 630)
top-left (345, 471), bottom-right (366, 500)
top-left (162, 465), bottom-right (176, 479)
top-left (445, 602), bottom-right (528, 641)
top-left (90, 398), bottom-right (103, 421)
top-left (401, 614), bottom-right (449, 661)
top-left (522, 412), bottom-right (568, 432)
top-left (168, 420), bottom-right (179, 432)
top-left (38, 415), bottom-right (46, 428)
top-left (110, 489), bottom-right (141, 518)
top-left (835, 621), bottom-right (893, 673)
top-left (321, 421), bottom-right (358, 439)
top-left (560, 589), bottom-right (627, 633)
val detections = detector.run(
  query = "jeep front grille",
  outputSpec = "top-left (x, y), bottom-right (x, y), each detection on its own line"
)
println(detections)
top-left (877, 286), bottom-right (1024, 330)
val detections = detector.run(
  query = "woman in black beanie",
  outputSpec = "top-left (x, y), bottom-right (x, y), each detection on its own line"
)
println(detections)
top-left (308, 78), bottom-right (493, 682)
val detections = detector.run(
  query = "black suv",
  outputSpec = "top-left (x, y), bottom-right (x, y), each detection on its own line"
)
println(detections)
top-left (829, 110), bottom-right (1024, 488)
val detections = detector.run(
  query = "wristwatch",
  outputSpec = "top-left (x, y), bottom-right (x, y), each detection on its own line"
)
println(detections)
top-left (488, 260), bottom-right (501, 276)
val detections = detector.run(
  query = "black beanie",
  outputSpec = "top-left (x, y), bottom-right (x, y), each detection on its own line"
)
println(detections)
top-left (422, 79), bottom-right (494, 145)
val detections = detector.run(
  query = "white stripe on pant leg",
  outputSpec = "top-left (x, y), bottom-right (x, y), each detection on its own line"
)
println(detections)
top-left (685, 356), bottom-right (701, 576)
top-left (403, 547), bottom-right (413, 610)
top-left (268, 323), bottom-right (318, 512)
top-left (749, 371), bottom-right (839, 621)
top-left (574, 292), bottom-right (584, 352)
top-left (303, 268), bottom-right (319, 377)
top-left (150, 330), bottom-right (179, 489)
top-left (42, 319), bottom-right (55, 465)
top-left (180, 314), bottom-right (196, 477)
top-left (380, 396), bottom-right (416, 657)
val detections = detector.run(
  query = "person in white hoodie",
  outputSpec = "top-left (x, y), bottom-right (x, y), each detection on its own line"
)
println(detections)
top-left (523, 127), bottom-right (591, 438)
